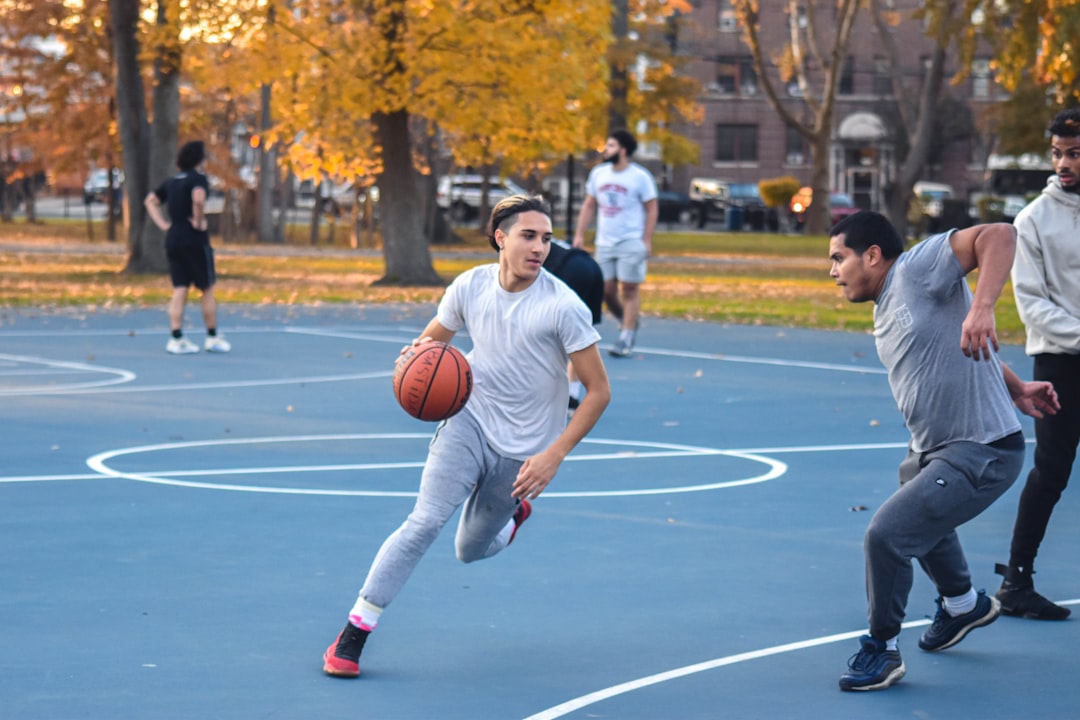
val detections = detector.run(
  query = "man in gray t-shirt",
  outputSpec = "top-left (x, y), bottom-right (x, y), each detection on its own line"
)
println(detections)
top-left (826, 211), bottom-right (1059, 692)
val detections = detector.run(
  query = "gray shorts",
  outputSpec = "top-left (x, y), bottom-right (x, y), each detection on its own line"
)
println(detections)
top-left (595, 242), bottom-right (647, 284)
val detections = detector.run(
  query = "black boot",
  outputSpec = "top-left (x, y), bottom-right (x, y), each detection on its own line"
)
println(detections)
top-left (994, 563), bottom-right (1071, 620)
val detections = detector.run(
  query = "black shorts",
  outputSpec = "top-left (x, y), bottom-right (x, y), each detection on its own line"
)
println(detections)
top-left (167, 242), bottom-right (216, 290)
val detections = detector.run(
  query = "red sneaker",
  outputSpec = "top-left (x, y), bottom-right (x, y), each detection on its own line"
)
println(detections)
top-left (322, 623), bottom-right (368, 678)
top-left (508, 499), bottom-right (532, 545)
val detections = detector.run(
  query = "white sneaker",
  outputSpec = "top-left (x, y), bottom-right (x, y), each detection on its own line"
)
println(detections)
top-left (166, 337), bottom-right (200, 354)
top-left (204, 335), bottom-right (231, 353)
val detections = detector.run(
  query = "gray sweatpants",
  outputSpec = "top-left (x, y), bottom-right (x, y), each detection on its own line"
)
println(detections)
top-left (864, 432), bottom-right (1024, 640)
top-left (358, 409), bottom-right (524, 609)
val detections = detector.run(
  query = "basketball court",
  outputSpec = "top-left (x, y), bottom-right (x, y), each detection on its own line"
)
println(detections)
top-left (1, 303), bottom-right (1076, 719)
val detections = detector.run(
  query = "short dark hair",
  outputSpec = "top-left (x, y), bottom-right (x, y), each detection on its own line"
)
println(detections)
top-left (610, 128), bottom-right (638, 157)
top-left (1048, 108), bottom-right (1080, 138)
top-left (177, 141), bottom-right (206, 171)
top-left (487, 194), bottom-right (551, 251)
top-left (829, 210), bottom-right (904, 260)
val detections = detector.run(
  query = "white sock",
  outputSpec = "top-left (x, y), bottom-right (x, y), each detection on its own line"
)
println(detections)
top-left (885, 635), bottom-right (898, 651)
top-left (943, 588), bottom-right (977, 617)
top-left (568, 380), bottom-right (584, 400)
top-left (620, 328), bottom-right (636, 345)
top-left (347, 597), bottom-right (383, 632)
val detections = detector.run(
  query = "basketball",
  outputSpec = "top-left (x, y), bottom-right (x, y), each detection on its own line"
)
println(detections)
top-left (393, 341), bottom-right (472, 421)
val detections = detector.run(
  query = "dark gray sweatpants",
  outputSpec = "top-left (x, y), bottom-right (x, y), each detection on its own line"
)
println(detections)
top-left (864, 432), bottom-right (1024, 640)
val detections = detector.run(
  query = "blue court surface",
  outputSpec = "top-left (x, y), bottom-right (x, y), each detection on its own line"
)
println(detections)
top-left (1, 304), bottom-right (1076, 720)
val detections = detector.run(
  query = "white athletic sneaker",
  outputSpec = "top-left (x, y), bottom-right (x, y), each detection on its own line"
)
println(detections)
top-left (204, 335), bottom-right (232, 353)
top-left (166, 337), bottom-right (200, 354)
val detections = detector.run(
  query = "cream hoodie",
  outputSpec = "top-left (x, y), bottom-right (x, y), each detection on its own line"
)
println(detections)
top-left (1011, 175), bottom-right (1080, 355)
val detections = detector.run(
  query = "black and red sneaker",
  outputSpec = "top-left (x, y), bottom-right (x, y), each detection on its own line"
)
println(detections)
top-left (322, 622), bottom-right (369, 678)
top-left (508, 499), bottom-right (532, 545)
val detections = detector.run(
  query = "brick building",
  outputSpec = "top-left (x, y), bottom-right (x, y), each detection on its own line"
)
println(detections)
top-left (662, 0), bottom-right (1011, 216)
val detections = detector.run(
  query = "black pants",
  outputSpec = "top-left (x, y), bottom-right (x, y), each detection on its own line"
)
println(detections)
top-left (1008, 353), bottom-right (1080, 569)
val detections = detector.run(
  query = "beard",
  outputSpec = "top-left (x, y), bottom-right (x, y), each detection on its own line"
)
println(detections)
top-left (602, 150), bottom-right (619, 163)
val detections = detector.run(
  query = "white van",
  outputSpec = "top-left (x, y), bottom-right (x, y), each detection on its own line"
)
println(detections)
top-left (913, 181), bottom-right (954, 218)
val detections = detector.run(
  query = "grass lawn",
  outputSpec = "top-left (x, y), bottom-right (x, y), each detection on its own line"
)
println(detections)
top-left (0, 217), bottom-right (1026, 344)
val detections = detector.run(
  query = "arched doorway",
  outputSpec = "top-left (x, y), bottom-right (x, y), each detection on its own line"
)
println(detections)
top-left (831, 112), bottom-right (894, 212)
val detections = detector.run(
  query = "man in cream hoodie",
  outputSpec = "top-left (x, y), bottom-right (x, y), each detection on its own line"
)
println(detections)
top-left (996, 107), bottom-right (1080, 621)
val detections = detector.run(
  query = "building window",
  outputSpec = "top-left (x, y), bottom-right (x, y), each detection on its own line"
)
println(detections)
top-left (712, 56), bottom-right (757, 96)
top-left (716, 124), bottom-right (758, 162)
top-left (785, 125), bottom-right (808, 166)
top-left (873, 56), bottom-right (891, 96)
top-left (839, 55), bottom-right (855, 95)
top-left (718, 0), bottom-right (738, 31)
top-left (972, 58), bottom-right (992, 99)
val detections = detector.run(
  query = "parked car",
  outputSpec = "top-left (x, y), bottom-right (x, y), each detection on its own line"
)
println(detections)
top-left (437, 174), bottom-right (526, 222)
top-left (789, 186), bottom-right (860, 228)
top-left (912, 181), bottom-right (954, 219)
top-left (656, 190), bottom-right (693, 224)
top-left (687, 177), bottom-right (731, 227)
top-left (83, 168), bottom-right (123, 204)
top-left (686, 178), bottom-right (769, 229)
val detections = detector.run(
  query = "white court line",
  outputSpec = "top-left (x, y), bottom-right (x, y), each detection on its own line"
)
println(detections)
top-left (9, 370), bottom-right (391, 396)
top-left (284, 327), bottom-right (420, 344)
top-left (0, 353), bottom-right (135, 393)
top-left (520, 600), bottom-right (1080, 720)
top-left (630, 345), bottom-right (888, 374)
top-left (82, 435), bottom-right (789, 497)
top-left (0, 473), bottom-right (102, 483)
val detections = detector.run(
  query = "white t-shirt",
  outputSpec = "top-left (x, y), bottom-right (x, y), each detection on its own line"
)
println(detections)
top-left (436, 264), bottom-right (601, 459)
top-left (584, 162), bottom-right (658, 248)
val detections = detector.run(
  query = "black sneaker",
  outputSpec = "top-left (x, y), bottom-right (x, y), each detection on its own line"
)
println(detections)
top-left (838, 635), bottom-right (905, 691)
top-left (918, 590), bottom-right (1000, 652)
top-left (994, 563), bottom-right (1071, 620)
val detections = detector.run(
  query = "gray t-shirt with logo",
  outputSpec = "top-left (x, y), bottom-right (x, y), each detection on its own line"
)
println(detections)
top-left (873, 231), bottom-right (1020, 453)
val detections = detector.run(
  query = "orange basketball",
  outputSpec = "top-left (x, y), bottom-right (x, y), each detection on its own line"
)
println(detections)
top-left (392, 341), bottom-right (472, 421)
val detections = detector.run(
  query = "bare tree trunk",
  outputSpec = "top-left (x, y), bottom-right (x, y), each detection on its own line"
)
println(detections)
top-left (255, 82), bottom-right (278, 243)
top-left (871, 0), bottom-right (955, 239)
top-left (734, 0), bottom-right (860, 236)
top-left (609, 0), bottom-right (630, 132)
top-left (110, 0), bottom-right (153, 270)
top-left (308, 180), bottom-right (323, 246)
top-left (374, 109), bottom-right (442, 286)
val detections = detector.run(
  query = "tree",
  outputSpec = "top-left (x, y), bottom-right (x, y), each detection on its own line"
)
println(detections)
top-left (968, 0), bottom-right (1080, 107)
top-left (251, 0), bottom-right (612, 285)
top-left (732, 0), bottom-right (861, 235)
top-left (109, 0), bottom-right (160, 271)
top-left (0, 0), bottom-right (117, 233)
top-left (954, 0), bottom-right (1080, 156)
top-left (869, 0), bottom-right (963, 237)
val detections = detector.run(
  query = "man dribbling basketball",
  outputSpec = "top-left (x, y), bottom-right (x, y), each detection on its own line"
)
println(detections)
top-left (322, 194), bottom-right (611, 678)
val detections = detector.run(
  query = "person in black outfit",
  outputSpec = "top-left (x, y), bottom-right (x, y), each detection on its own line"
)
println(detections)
top-left (994, 108), bottom-right (1080, 620)
top-left (144, 140), bottom-right (230, 354)
top-left (544, 239), bottom-right (604, 410)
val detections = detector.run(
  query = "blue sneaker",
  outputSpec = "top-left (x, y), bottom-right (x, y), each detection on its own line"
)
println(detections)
top-left (839, 635), bottom-right (905, 692)
top-left (918, 590), bottom-right (1000, 652)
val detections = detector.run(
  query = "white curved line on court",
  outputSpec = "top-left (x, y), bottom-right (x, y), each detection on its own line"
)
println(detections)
top-left (83, 434), bottom-right (788, 498)
top-left (24, 370), bottom-right (392, 396)
top-left (520, 599), bottom-right (1080, 720)
top-left (0, 353), bottom-right (135, 394)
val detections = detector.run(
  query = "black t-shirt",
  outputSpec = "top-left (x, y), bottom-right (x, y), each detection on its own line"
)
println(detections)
top-left (153, 170), bottom-right (210, 247)
top-left (543, 241), bottom-right (604, 325)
